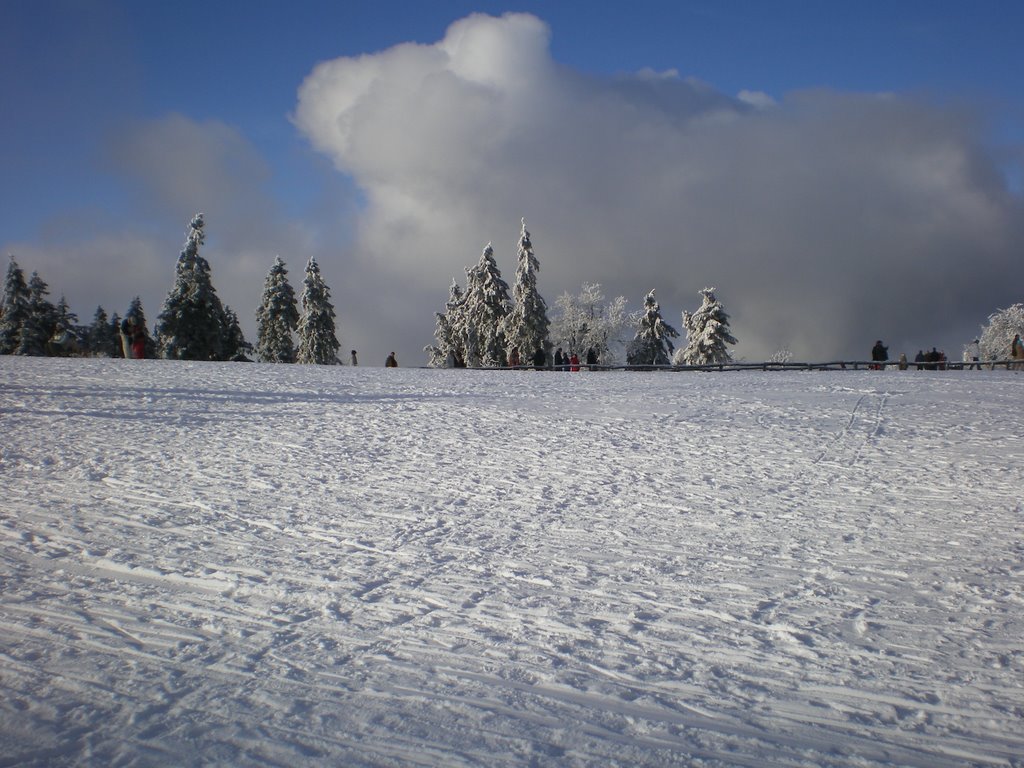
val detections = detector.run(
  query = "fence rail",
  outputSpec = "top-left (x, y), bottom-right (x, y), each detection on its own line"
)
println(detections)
top-left (463, 359), bottom-right (1023, 373)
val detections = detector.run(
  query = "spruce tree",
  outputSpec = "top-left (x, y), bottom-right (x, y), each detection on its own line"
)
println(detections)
top-left (17, 271), bottom-right (57, 356)
top-left (677, 287), bottom-right (738, 365)
top-left (125, 297), bottom-right (156, 359)
top-left (0, 256), bottom-right (30, 354)
top-left (503, 218), bottom-right (549, 365)
top-left (88, 306), bottom-right (118, 357)
top-left (156, 213), bottom-right (230, 360)
top-left (109, 313), bottom-right (124, 357)
top-left (626, 289), bottom-right (678, 367)
top-left (255, 256), bottom-right (299, 363)
top-left (221, 306), bottom-right (247, 361)
top-left (55, 295), bottom-right (77, 329)
top-left (296, 258), bottom-right (340, 365)
top-left (425, 279), bottom-right (466, 367)
top-left (462, 243), bottom-right (511, 367)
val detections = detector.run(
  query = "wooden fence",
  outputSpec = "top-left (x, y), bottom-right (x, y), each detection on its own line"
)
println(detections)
top-left (476, 359), bottom-right (1023, 373)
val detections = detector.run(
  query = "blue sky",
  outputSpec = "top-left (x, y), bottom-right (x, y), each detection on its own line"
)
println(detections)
top-left (2, 0), bottom-right (1023, 363)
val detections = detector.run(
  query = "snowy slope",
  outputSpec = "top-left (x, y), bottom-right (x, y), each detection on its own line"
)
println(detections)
top-left (1, 358), bottom-right (1022, 767)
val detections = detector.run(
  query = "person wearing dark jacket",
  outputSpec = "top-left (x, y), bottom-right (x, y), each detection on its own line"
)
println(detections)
top-left (385, 352), bottom-right (398, 367)
top-left (532, 348), bottom-right (547, 370)
top-left (871, 340), bottom-right (888, 370)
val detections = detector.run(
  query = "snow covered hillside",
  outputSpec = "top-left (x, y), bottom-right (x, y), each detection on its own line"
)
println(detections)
top-left (1, 358), bottom-right (1022, 767)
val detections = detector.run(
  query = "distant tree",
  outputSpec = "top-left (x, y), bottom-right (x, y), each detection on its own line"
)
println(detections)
top-left (54, 295), bottom-right (77, 329)
top-left (0, 256), bottom-right (30, 354)
top-left (462, 243), bottom-right (511, 367)
top-left (502, 219), bottom-right (549, 364)
top-left (296, 258), bottom-right (340, 365)
top-left (551, 282), bottom-right (630, 365)
top-left (767, 348), bottom-right (793, 364)
top-left (979, 303), bottom-right (1024, 362)
top-left (124, 297), bottom-right (157, 359)
top-left (255, 256), bottom-right (299, 363)
top-left (108, 313), bottom-right (124, 357)
top-left (221, 306), bottom-right (248, 361)
top-left (626, 289), bottom-right (678, 367)
top-left (425, 279), bottom-right (466, 367)
top-left (88, 306), bottom-right (119, 357)
top-left (156, 213), bottom-right (230, 360)
top-left (675, 287), bottom-right (738, 365)
top-left (17, 271), bottom-right (58, 356)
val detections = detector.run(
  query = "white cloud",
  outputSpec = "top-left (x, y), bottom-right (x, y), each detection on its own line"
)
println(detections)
top-left (737, 89), bottom-right (776, 108)
top-left (294, 12), bottom-right (1024, 362)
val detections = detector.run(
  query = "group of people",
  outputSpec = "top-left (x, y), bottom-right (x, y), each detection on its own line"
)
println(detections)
top-left (911, 348), bottom-right (949, 370)
top-left (873, 339), bottom-right (952, 370)
top-left (552, 348), bottom-right (581, 371)
top-left (873, 334), bottom-right (1024, 371)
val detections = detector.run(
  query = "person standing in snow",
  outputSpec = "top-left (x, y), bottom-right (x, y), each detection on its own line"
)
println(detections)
top-left (1012, 334), bottom-right (1024, 370)
top-left (350, 350), bottom-right (358, 366)
top-left (385, 352), bottom-right (398, 367)
top-left (586, 347), bottom-right (598, 370)
top-left (870, 340), bottom-right (888, 370)
top-left (569, 352), bottom-right (580, 372)
top-left (532, 347), bottom-right (547, 370)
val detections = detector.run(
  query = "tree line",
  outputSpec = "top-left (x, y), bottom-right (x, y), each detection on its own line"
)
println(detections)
top-left (0, 213), bottom-right (342, 364)
top-left (425, 218), bottom-right (738, 368)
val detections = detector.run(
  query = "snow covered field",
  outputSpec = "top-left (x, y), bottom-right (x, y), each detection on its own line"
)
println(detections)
top-left (1, 357), bottom-right (1022, 767)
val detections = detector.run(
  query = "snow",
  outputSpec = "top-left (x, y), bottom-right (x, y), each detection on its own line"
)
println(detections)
top-left (2, 357), bottom-right (1022, 767)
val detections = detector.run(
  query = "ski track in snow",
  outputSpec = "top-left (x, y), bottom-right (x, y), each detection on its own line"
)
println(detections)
top-left (1, 358), bottom-right (1023, 767)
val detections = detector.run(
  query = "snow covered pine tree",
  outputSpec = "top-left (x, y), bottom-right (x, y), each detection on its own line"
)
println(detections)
top-left (676, 287), bottom-right (738, 366)
top-left (426, 279), bottom-right (467, 368)
top-left (17, 271), bottom-right (58, 356)
top-left (255, 256), bottom-right (300, 364)
top-left (156, 213), bottom-right (233, 361)
top-left (462, 243), bottom-right (511, 367)
top-left (296, 257), bottom-right (340, 365)
top-left (502, 219), bottom-right (550, 366)
top-left (0, 256), bottom-right (31, 354)
top-left (626, 289), bottom-right (678, 367)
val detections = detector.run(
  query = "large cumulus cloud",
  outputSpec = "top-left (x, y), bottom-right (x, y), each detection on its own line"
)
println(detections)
top-left (295, 12), bottom-right (1023, 361)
